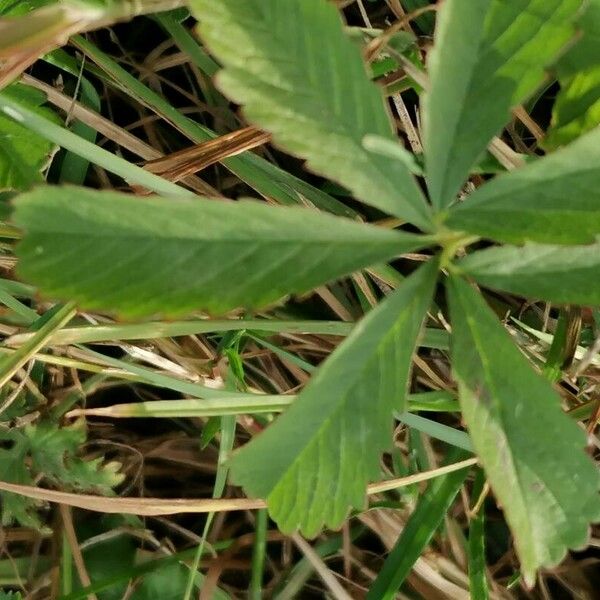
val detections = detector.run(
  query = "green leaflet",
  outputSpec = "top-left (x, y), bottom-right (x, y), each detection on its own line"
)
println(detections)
top-left (190, 0), bottom-right (432, 229)
top-left (423, 0), bottom-right (582, 209)
top-left (545, 0), bottom-right (600, 148)
top-left (445, 127), bottom-right (600, 245)
top-left (447, 277), bottom-right (599, 586)
top-left (13, 187), bottom-right (429, 318)
top-left (229, 259), bottom-right (439, 536)
top-left (0, 83), bottom-right (57, 191)
top-left (457, 242), bottom-right (600, 305)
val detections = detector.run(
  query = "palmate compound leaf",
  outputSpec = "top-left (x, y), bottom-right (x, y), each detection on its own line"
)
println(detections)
top-left (229, 259), bottom-right (439, 536)
top-left (545, 0), bottom-right (600, 148)
top-left (444, 127), bottom-right (600, 245)
top-left (424, 0), bottom-right (583, 209)
top-left (189, 0), bottom-right (432, 230)
top-left (457, 242), bottom-right (600, 306)
top-left (12, 187), bottom-right (431, 318)
top-left (447, 277), bottom-right (600, 586)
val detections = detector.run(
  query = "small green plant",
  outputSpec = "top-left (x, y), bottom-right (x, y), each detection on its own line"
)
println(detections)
top-left (0, 419), bottom-right (123, 528)
top-left (0, 0), bottom-right (599, 592)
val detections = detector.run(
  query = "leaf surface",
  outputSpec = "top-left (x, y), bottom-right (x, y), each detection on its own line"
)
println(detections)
top-left (457, 242), bottom-right (600, 305)
top-left (0, 83), bottom-right (56, 191)
top-left (445, 127), bottom-right (600, 245)
top-left (229, 260), bottom-right (439, 535)
top-left (448, 277), bottom-right (599, 585)
top-left (13, 187), bottom-right (428, 318)
top-left (190, 0), bottom-right (431, 228)
top-left (545, 0), bottom-right (600, 148)
top-left (424, 0), bottom-right (582, 209)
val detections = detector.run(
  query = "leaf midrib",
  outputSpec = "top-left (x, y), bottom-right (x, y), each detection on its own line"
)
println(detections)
top-left (23, 230), bottom-right (410, 246)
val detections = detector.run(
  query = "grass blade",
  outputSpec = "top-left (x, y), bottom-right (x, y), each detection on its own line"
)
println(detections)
top-left (249, 508), bottom-right (268, 600)
top-left (366, 448), bottom-right (472, 600)
top-left (0, 302), bottom-right (76, 396)
top-left (0, 90), bottom-right (189, 196)
top-left (468, 469), bottom-right (490, 600)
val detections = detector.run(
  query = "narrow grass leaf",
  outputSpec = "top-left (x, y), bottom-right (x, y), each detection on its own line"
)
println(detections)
top-left (457, 242), bottom-right (600, 305)
top-left (396, 412), bottom-right (474, 452)
top-left (6, 319), bottom-right (356, 346)
top-left (468, 470), bottom-right (489, 600)
top-left (13, 187), bottom-right (429, 318)
top-left (445, 127), bottom-right (600, 244)
top-left (249, 508), bottom-right (268, 600)
top-left (0, 90), bottom-right (189, 196)
top-left (66, 396), bottom-right (295, 420)
top-left (424, 0), bottom-right (582, 209)
top-left (366, 448), bottom-right (472, 600)
top-left (0, 288), bottom-right (37, 324)
top-left (229, 259), bottom-right (439, 536)
top-left (66, 36), bottom-right (356, 218)
top-left (191, 0), bottom-right (432, 228)
top-left (447, 276), bottom-right (600, 585)
top-left (66, 392), bottom-right (457, 420)
top-left (0, 302), bottom-right (75, 396)
top-left (7, 321), bottom-right (448, 349)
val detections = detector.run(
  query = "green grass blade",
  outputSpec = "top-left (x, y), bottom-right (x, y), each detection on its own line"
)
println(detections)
top-left (7, 319), bottom-right (356, 346)
top-left (69, 35), bottom-right (355, 218)
top-left (366, 448), bottom-right (472, 600)
top-left (468, 469), bottom-right (490, 600)
top-left (7, 319), bottom-right (449, 348)
top-left (249, 508), bottom-right (268, 600)
top-left (154, 12), bottom-right (218, 77)
top-left (183, 414), bottom-right (236, 600)
top-left (0, 90), bottom-right (189, 196)
top-left (397, 412), bottom-right (473, 451)
top-left (0, 288), bottom-right (37, 324)
top-left (0, 302), bottom-right (76, 398)
top-left (66, 392), bottom-right (457, 420)
top-left (67, 396), bottom-right (294, 419)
